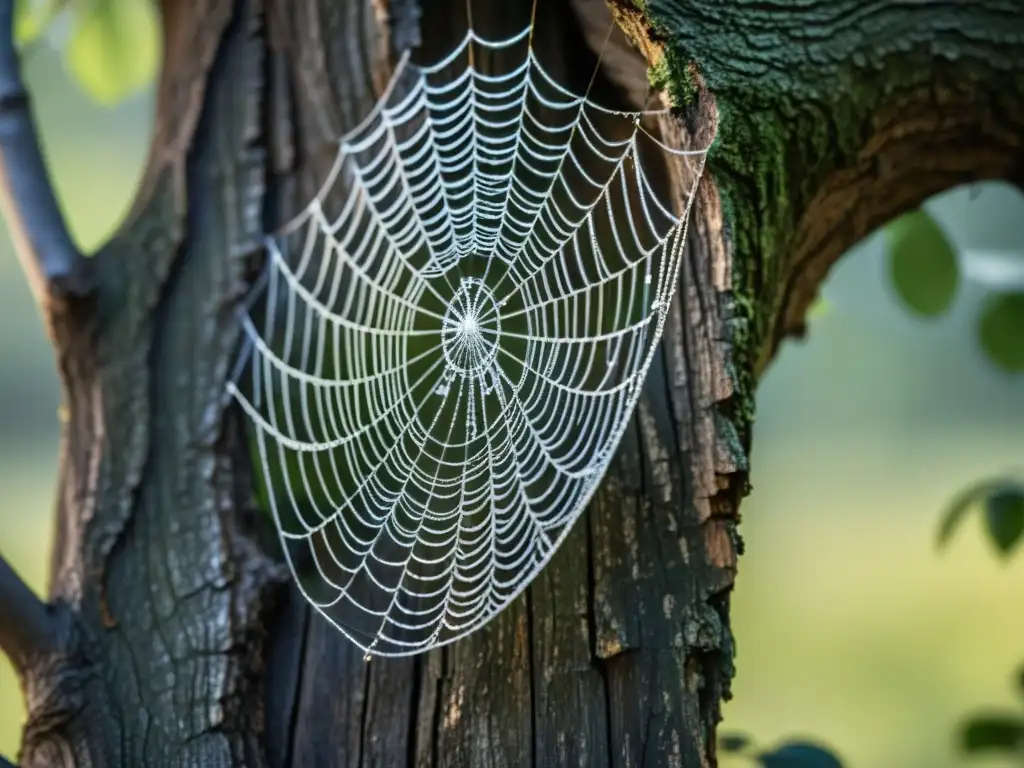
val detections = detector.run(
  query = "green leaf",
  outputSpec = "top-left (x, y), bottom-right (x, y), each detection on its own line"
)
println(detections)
top-left (984, 483), bottom-right (1024, 558)
top-left (719, 732), bottom-right (754, 753)
top-left (885, 208), bottom-right (960, 318)
top-left (961, 713), bottom-right (1024, 754)
top-left (14, 0), bottom-right (51, 47)
top-left (64, 0), bottom-right (158, 105)
top-left (807, 297), bottom-right (830, 321)
top-left (978, 291), bottom-right (1024, 373)
top-left (757, 742), bottom-right (844, 768)
top-left (937, 479), bottom-right (1002, 550)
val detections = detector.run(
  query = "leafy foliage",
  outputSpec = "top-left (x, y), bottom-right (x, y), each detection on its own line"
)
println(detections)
top-left (15, 0), bottom-right (159, 105)
top-left (960, 713), bottom-right (1024, 754)
top-left (937, 476), bottom-right (1024, 559)
top-left (65, 0), bottom-right (158, 104)
top-left (940, 477), bottom-right (1024, 762)
top-left (984, 485), bottom-right (1024, 557)
top-left (13, 0), bottom-right (53, 45)
top-left (718, 734), bottom-right (844, 767)
top-left (807, 296), bottom-right (830, 320)
top-left (757, 742), bottom-right (844, 768)
top-left (978, 291), bottom-right (1024, 373)
top-left (885, 208), bottom-right (959, 318)
top-left (883, 205), bottom-right (1024, 376)
top-left (720, 732), bottom-right (755, 753)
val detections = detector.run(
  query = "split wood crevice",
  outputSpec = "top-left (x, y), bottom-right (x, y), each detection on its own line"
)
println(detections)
top-left (0, 0), bottom-right (1020, 766)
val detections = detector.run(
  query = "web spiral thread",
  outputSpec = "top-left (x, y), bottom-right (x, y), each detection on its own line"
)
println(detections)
top-left (228, 27), bottom-right (711, 656)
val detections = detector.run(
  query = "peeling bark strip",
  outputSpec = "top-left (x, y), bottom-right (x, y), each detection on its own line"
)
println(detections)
top-left (0, 0), bottom-right (1020, 766)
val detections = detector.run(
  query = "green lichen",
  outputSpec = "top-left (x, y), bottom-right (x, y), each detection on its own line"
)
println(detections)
top-left (647, 54), bottom-right (671, 94)
top-left (664, 46), bottom-right (698, 108)
top-left (649, 43), bottom-right (698, 109)
top-left (635, 27), bottom-right (766, 446)
top-left (636, 11), bottom-right (837, 451)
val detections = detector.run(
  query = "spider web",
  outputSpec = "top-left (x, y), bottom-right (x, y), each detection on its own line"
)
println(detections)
top-left (228, 26), bottom-right (711, 657)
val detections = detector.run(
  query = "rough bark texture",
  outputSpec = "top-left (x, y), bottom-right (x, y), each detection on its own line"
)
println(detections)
top-left (6, 0), bottom-right (1023, 766)
top-left (632, 0), bottom-right (1024, 376)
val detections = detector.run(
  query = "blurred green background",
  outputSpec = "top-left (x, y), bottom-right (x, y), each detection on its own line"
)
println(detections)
top-left (1, 18), bottom-right (1023, 768)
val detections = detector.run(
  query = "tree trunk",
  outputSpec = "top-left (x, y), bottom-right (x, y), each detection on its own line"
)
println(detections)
top-left (3, 0), bottom-right (1022, 766)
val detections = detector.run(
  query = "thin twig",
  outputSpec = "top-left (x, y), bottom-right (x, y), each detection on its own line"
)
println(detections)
top-left (0, 551), bottom-right (57, 675)
top-left (0, 0), bottom-right (92, 303)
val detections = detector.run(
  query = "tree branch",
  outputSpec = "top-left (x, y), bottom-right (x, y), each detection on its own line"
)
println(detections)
top-left (0, 0), bottom-right (92, 304)
top-left (627, 0), bottom-right (1024, 372)
top-left (0, 551), bottom-right (57, 675)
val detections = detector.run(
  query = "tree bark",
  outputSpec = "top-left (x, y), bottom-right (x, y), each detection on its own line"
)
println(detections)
top-left (2, 0), bottom-right (1022, 766)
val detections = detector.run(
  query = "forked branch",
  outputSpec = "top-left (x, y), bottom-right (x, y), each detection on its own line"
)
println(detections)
top-left (0, 0), bottom-right (91, 305)
top-left (0, 552), bottom-right (57, 675)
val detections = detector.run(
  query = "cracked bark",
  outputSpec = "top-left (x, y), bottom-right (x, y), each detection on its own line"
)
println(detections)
top-left (2, 0), bottom-right (1021, 766)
